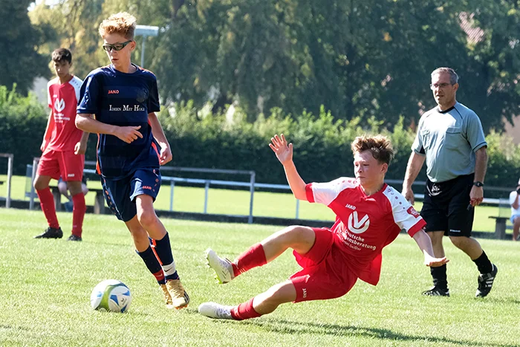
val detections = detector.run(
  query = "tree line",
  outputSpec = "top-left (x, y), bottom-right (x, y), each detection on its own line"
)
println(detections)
top-left (2, 85), bottom-right (520, 197)
top-left (2, 0), bottom-right (519, 132)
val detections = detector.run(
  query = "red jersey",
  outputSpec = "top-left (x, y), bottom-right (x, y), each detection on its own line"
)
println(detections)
top-left (305, 177), bottom-right (426, 285)
top-left (45, 76), bottom-right (83, 152)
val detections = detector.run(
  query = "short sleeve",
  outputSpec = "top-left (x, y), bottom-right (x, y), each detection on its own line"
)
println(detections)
top-left (465, 112), bottom-right (487, 151)
top-left (411, 117), bottom-right (425, 155)
top-left (47, 81), bottom-right (52, 109)
top-left (383, 187), bottom-right (426, 237)
top-left (306, 177), bottom-right (357, 206)
top-left (77, 74), bottom-right (100, 115)
top-left (510, 191), bottom-right (517, 205)
top-left (147, 76), bottom-right (160, 113)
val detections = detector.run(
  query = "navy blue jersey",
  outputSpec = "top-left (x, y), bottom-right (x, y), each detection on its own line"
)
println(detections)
top-left (77, 64), bottom-right (161, 179)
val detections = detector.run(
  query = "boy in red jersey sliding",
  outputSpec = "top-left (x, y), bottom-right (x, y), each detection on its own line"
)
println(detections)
top-left (76, 12), bottom-right (189, 309)
top-left (199, 134), bottom-right (448, 320)
top-left (34, 48), bottom-right (89, 242)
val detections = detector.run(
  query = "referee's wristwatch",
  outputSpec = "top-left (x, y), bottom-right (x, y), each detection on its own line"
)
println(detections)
top-left (473, 181), bottom-right (484, 187)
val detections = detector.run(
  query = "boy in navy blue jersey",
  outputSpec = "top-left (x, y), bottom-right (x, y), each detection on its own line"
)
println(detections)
top-left (76, 12), bottom-right (189, 309)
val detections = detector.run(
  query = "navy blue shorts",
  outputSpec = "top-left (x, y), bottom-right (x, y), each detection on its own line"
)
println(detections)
top-left (421, 174), bottom-right (474, 237)
top-left (101, 168), bottom-right (161, 222)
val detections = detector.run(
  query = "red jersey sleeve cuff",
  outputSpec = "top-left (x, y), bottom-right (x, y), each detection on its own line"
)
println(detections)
top-left (305, 183), bottom-right (315, 203)
top-left (407, 219), bottom-right (427, 238)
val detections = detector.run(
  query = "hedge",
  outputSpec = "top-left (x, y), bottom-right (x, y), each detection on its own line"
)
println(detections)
top-left (1, 86), bottom-right (519, 198)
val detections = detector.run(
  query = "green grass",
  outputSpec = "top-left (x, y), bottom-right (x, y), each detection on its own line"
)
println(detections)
top-left (0, 175), bottom-right (507, 233)
top-left (0, 208), bottom-right (519, 346)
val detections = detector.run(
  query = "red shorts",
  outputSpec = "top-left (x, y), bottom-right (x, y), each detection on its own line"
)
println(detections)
top-left (37, 150), bottom-right (84, 181)
top-left (290, 228), bottom-right (357, 303)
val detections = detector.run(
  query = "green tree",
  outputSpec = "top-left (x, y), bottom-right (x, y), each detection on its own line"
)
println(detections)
top-left (0, 0), bottom-right (48, 93)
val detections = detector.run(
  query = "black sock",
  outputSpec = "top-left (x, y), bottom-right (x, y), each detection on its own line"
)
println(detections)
top-left (473, 251), bottom-right (492, 274)
top-left (431, 264), bottom-right (448, 289)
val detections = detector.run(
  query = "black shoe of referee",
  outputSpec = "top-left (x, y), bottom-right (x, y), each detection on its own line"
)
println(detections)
top-left (422, 286), bottom-right (450, 297)
top-left (476, 264), bottom-right (498, 298)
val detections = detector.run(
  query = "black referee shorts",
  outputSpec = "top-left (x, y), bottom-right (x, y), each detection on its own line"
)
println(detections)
top-left (421, 174), bottom-right (474, 237)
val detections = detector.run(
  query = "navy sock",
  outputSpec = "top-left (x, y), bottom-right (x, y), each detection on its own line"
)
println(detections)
top-left (152, 233), bottom-right (179, 280)
top-left (137, 246), bottom-right (165, 284)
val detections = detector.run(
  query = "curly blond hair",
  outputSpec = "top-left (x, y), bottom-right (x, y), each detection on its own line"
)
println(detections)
top-left (98, 12), bottom-right (136, 39)
top-left (351, 135), bottom-right (394, 164)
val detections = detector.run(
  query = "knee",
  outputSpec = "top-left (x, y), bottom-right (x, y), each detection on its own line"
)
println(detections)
top-left (33, 179), bottom-right (47, 191)
top-left (136, 209), bottom-right (157, 228)
top-left (448, 236), bottom-right (466, 248)
top-left (279, 225), bottom-right (308, 240)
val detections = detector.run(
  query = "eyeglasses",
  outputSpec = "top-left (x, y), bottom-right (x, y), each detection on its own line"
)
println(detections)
top-left (430, 83), bottom-right (452, 90)
top-left (102, 40), bottom-right (133, 52)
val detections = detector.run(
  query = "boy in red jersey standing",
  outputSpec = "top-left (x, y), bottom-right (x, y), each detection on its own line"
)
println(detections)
top-left (34, 48), bottom-right (89, 242)
top-left (76, 12), bottom-right (189, 309)
top-left (199, 134), bottom-right (448, 320)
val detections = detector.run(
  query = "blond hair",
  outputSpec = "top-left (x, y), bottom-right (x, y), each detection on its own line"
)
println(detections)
top-left (351, 135), bottom-right (394, 164)
top-left (98, 12), bottom-right (136, 39)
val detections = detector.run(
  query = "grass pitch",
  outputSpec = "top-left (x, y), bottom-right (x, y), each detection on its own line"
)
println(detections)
top-left (0, 208), bottom-right (519, 347)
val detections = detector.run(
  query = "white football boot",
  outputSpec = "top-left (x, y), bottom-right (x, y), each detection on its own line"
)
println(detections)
top-left (205, 248), bottom-right (234, 284)
top-left (198, 302), bottom-right (234, 320)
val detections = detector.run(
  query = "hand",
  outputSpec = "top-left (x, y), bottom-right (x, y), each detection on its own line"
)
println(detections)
top-left (159, 145), bottom-right (172, 165)
top-left (469, 185), bottom-right (484, 207)
top-left (40, 140), bottom-right (47, 152)
top-left (424, 255), bottom-right (449, 267)
top-left (516, 187), bottom-right (520, 195)
top-left (115, 125), bottom-right (143, 144)
top-left (74, 141), bottom-right (87, 155)
top-left (402, 187), bottom-right (415, 205)
top-left (269, 134), bottom-right (293, 165)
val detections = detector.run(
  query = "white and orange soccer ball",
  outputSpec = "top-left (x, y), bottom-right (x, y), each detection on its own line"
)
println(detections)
top-left (90, 279), bottom-right (132, 313)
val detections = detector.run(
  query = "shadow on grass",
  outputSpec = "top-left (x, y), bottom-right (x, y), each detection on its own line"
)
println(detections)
top-left (237, 319), bottom-right (515, 347)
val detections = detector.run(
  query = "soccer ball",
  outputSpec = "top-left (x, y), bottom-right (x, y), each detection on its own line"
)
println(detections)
top-left (90, 279), bottom-right (132, 313)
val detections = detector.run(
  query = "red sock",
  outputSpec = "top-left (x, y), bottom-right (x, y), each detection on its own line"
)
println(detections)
top-left (36, 187), bottom-right (59, 229)
top-left (232, 243), bottom-right (267, 277)
top-left (230, 298), bottom-right (262, 320)
top-left (72, 193), bottom-right (86, 237)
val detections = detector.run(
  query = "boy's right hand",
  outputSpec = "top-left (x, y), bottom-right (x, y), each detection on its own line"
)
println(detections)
top-left (115, 125), bottom-right (143, 144)
top-left (40, 140), bottom-right (47, 152)
top-left (269, 134), bottom-right (293, 165)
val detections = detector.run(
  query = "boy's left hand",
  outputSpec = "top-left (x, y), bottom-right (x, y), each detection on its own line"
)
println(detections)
top-left (159, 145), bottom-right (172, 165)
top-left (74, 141), bottom-right (87, 155)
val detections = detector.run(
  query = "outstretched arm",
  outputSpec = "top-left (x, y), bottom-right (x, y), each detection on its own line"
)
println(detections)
top-left (269, 134), bottom-right (306, 200)
top-left (412, 229), bottom-right (449, 267)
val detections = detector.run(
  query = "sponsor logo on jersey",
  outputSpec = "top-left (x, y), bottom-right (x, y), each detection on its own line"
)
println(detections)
top-left (54, 98), bottom-right (65, 112)
top-left (142, 186), bottom-right (152, 190)
top-left (108, 89), bottom-right (120, 94)
top-left (407, 206), bottom-right (420, 218)
top-left (53, 98), bottom-right (70, 122)
top-left (345, 203), bottom-right (356, 210)
top-left (348, 211), bottom-right (370, 234)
